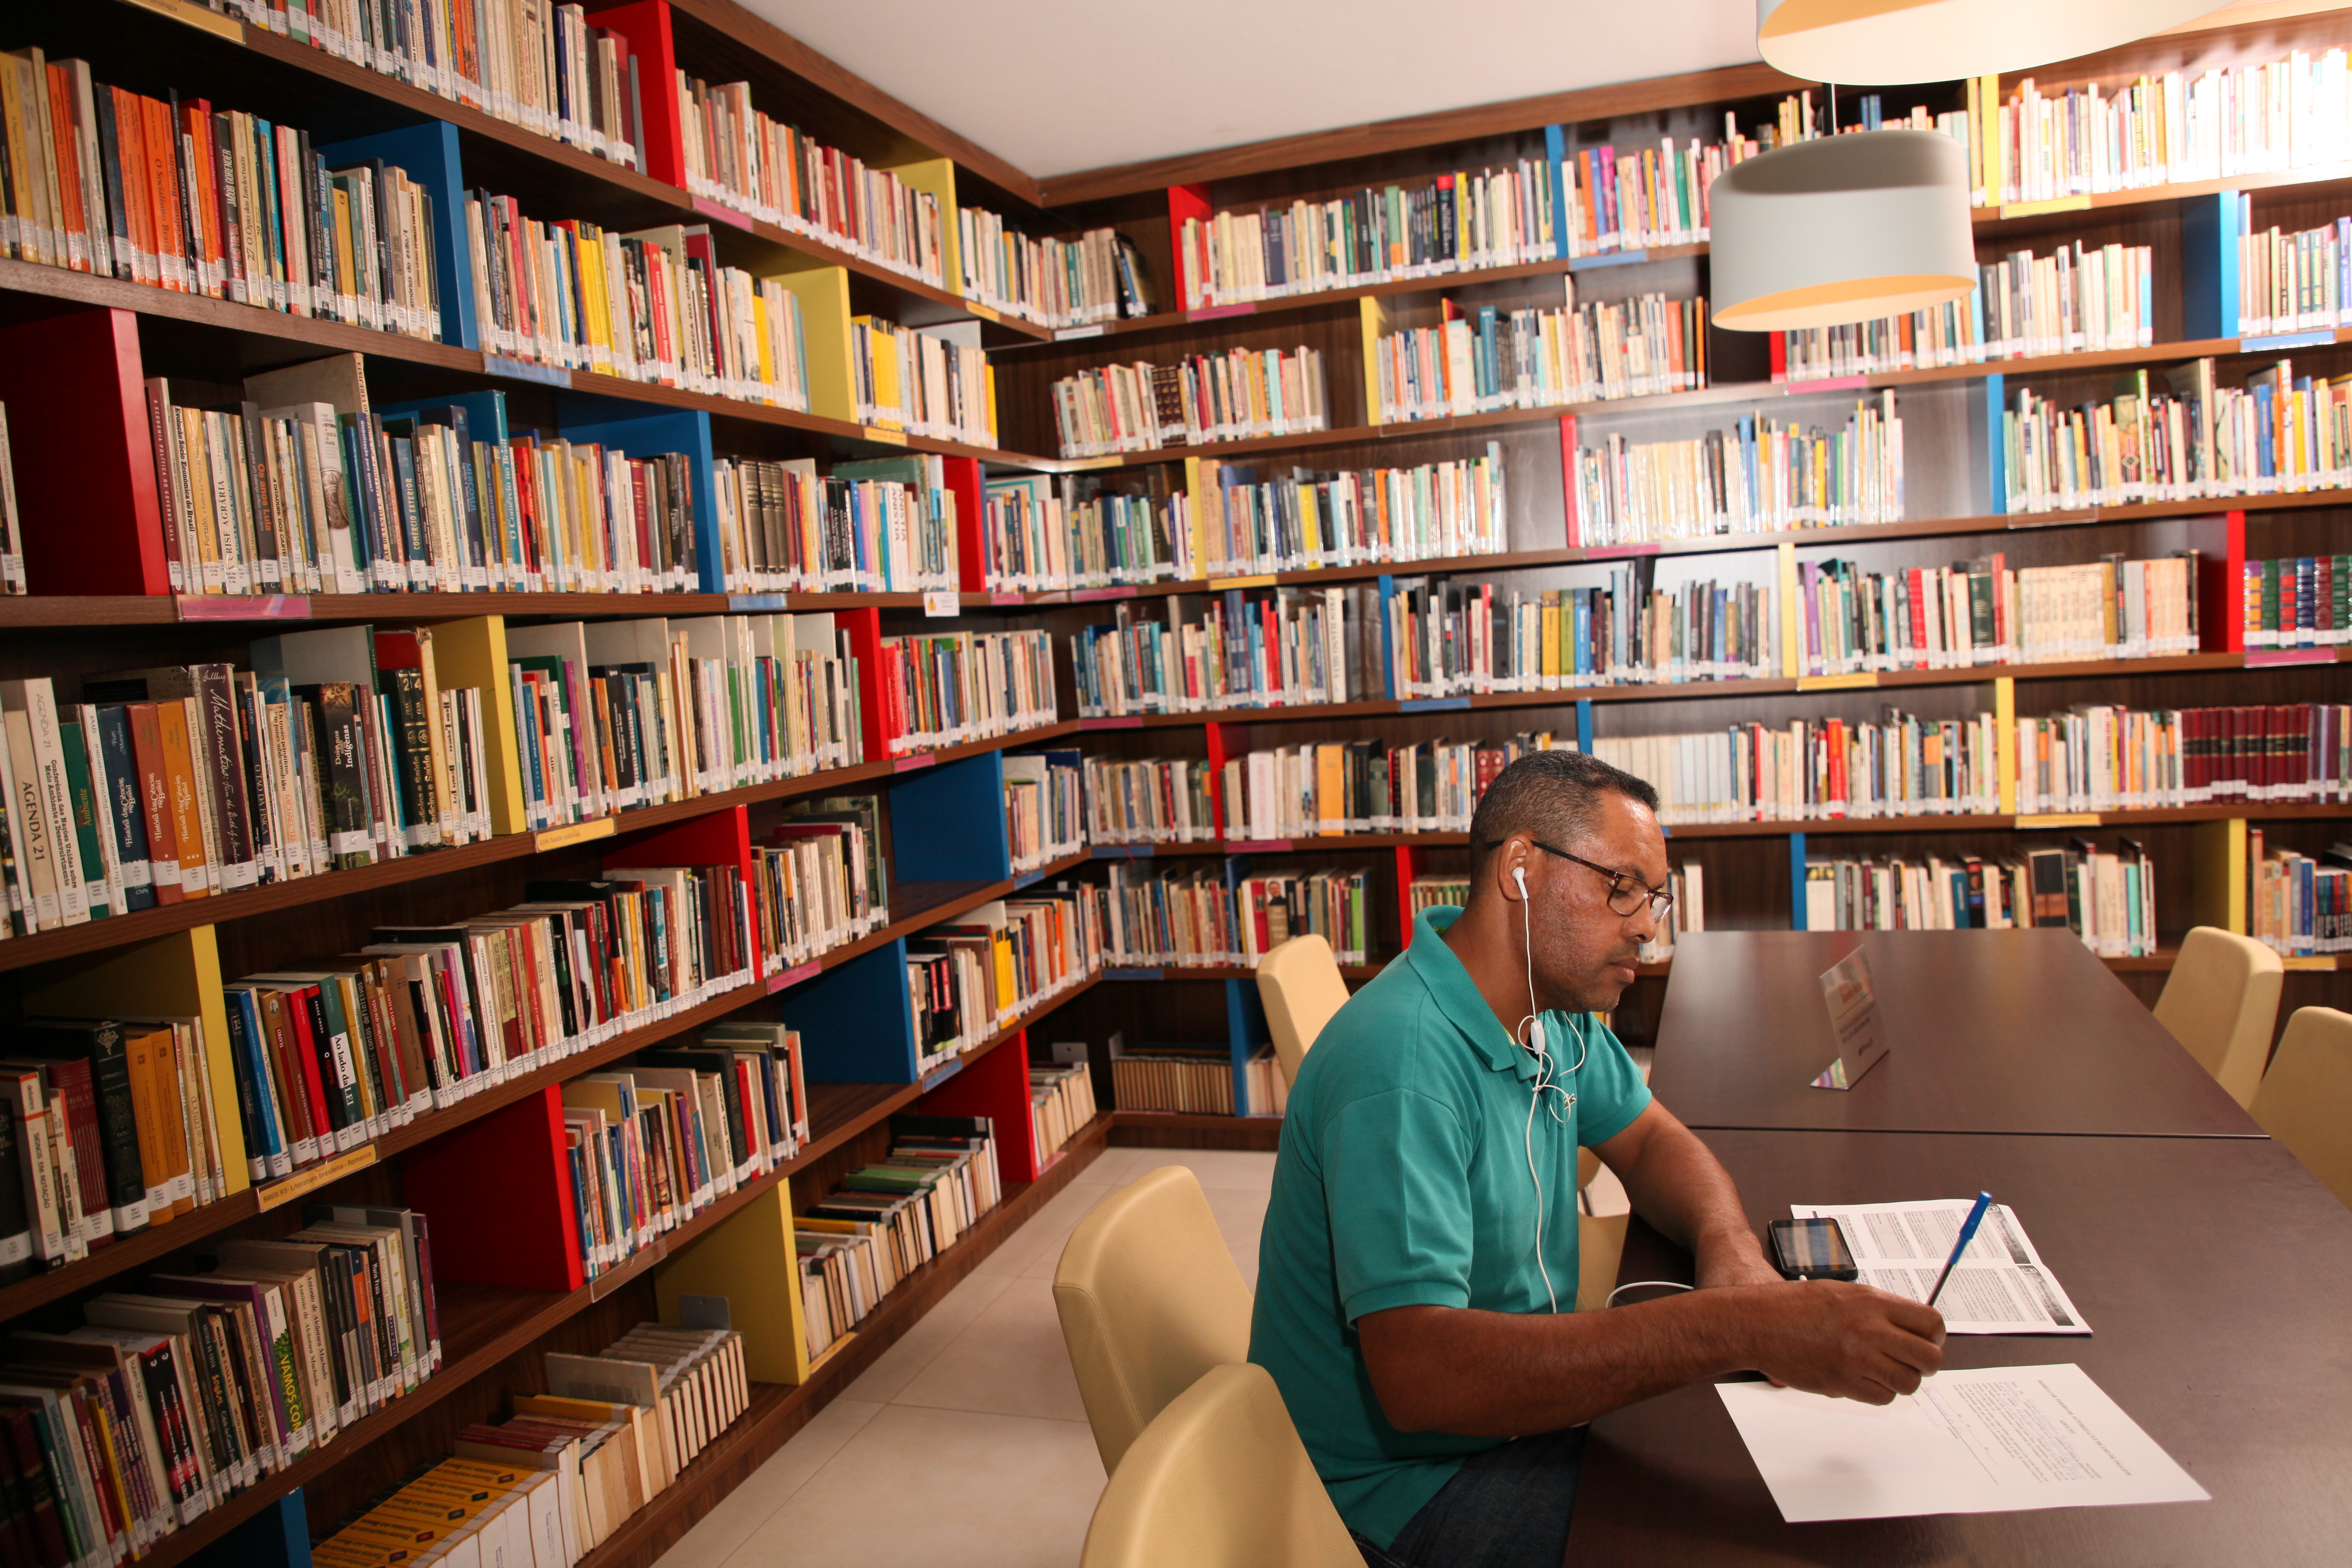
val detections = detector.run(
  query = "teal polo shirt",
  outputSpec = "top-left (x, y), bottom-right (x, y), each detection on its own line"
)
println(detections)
top-left (1248, 905), bottom-right (1653, 1547)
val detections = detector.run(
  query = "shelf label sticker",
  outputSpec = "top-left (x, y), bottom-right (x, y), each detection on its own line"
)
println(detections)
top-left (1187, 302), bottom-right (1256, 321)
top-left (178, 595), bottom-right (312, 621)
top-left (1071, 585), bottom-right (1138, 602)
top-left (1797, 672), bottom-right (1880, 691)
top-left (2004, 507), bottom-right (2101, 529)
top-left (990, 590), bottom-right (1028, 605)
top-left (688, 196), bottom-right (753, 232)
top-left (1093, 843), bottom-right (1155, 859)
top-left (1400, 696), bottom-right (1472, 712)
top-left (728, 593), bottom-right (788, 611)
top-left (860, 425), bottom-right (910, 446)
top-left (1569, 248), bottom-right (1649, 269)
top-left (1082, 716), bottom-right (1145, 730)
top-left (894, 752), bottom-right (937, 772)
top-left (255, 1144), bottom-right (378, 1212)
top-left (2014, 812), bottom-right (2101, 829)
top-left (2282, 955), bottom-right (2340, 971)
top-left (2238, 330), bottom-right (2334, 353)
top-left (922, 1058), bottom-right (967, 1091)
top-left (1788, 374), bottom-right (1870, 393)
top-left (536, 817), bottom-right (617, 850)
top-left (1066, 456), bottom-right (1126, 471)
top-left (768, 959), bottom-right (823, 993)
top-left (923, 589), bottom-right (959, 617)
top-left (1208, 574), bottom-right (1277, 590)
top-left (2245, 647), bottom-right (2335, 666)
top-left (1105, 968), bottom-right (1166, 981)
top-left (965, 302), bottom-right (1001, 322)
top-left (1998, 195), bottom-right (2092, 219)
top-left (1055, 325), bottom-right (1107, 340)
top-left (1584, 543), bottom-right (1663, 561)
top-left (1224, 839), bottom-right (1293, 854)
top-left (484, 355), bottom-right (572, 388)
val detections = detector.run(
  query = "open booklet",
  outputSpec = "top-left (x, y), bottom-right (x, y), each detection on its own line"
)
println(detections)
top-left (1791, 1199), bottom-right (2089, 1334)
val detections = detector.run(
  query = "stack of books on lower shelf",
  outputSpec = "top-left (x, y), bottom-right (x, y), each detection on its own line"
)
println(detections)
top-left (312, 1451), bottom-right (573, 1568)
top-left (709, 454), bottom-right (964, 595)
top-left (2250, 833), bottom-right (2350, 958)
top-left (1110, 1041), bottom-right (1286, 1118)
top-left (1029, 1059), bottom-right (1096, 1162)
top-left (1003, 751), bottom-right (1086, 873)
top-left (1805, 837), bottom-right (2158, 956)
top-left (4, 1019), bottom-right (229, 1271)
top-left (1408, 875), bottom-right (1471, 916)
top-left (1104, 864), bottom-right (1370, 969)
top-left (874, 629), bottom-right (1057, 758)
top-left (0, 1206), bottom-right (439, 1560)
top-left (907, 890), bottom-right (1112, 1076)
top-left (561, 1030), bottom-right (810, 1283)
top-left (759, 797), bottom-right (890, 970)
top-left (799, 1116), bottom-right (1001, 1362)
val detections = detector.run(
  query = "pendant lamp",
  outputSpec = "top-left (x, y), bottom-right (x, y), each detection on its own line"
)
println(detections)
top-left (1709, 129), bottom-right (1975, 332)
top-left (1755, 0), bottom-right (2216, 86)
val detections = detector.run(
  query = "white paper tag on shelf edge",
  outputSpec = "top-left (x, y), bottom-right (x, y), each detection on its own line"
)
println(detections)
top-left (923, 589), bottom-right (958, 618)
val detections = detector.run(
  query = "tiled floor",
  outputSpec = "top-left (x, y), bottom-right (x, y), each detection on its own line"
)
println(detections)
top-left (651, 1146), bottom-right (1281, 1568)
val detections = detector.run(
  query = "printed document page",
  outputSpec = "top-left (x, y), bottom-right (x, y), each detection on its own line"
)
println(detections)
top-left (1718, 1364), bottom-right (2210, 1522)
top-left (1792, 1199), bottom-right (2089, 1334)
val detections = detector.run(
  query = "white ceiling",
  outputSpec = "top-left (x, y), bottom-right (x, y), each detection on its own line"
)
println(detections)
top-left (739, 0), bottom-right (1767, 180)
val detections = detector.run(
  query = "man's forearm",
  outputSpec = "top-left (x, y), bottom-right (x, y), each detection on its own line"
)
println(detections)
top-left (1615, 1119), bottom-right (1771, 1282)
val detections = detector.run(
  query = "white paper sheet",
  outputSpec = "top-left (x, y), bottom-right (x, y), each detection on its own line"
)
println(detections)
top-left (1791, 1198), bottom-right (2090, 1334)
top-left (1718, 1364), bottom-right (2211, 1522)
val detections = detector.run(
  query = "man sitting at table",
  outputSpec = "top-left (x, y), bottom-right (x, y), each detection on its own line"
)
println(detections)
top-left (1249, 750), bottom-right (1947, 1568)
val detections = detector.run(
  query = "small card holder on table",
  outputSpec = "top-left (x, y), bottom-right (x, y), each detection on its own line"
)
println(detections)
top-left (1812, 946), bottom-right (1888, 1091)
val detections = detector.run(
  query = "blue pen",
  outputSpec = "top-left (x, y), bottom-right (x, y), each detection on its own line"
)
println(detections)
top-left (1926, 1191), bottom-right (1993, 1309)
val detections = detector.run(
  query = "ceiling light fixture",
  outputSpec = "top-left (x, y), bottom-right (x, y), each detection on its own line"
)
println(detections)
top-left (1754, 0), bottom-right (2216, 85)
top-left (1708, 129), bottom-right (1976, 332)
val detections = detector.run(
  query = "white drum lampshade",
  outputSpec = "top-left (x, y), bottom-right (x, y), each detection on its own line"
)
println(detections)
top-left (1708, 130), bottom-right (1975, 332)
top-left (1755, 0), bottom-right (2217, 86)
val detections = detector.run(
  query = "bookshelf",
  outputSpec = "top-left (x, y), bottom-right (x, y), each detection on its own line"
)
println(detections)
top-left (0, 1), bottom-right (2346, 1563)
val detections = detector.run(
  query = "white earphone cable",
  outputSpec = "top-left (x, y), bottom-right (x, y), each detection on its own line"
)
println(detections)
top-left (1515, 865), bottom-right (1583, 1313)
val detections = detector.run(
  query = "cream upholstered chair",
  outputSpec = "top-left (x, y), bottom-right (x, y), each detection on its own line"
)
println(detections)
top-left (1055, 1167), bottom-right (1255, 1475)
top-left (2153, 926), bottom-right (2283, 1107)
top-left (1080, 1362), bottom-right (1360, 1568)
top-left (2251, 1007), bottom-right (2352, 1210)
top-left (1576, 1147), bottom-right (1629, 1312)
top-left (1256, 934), bottom-right (1351, 1087)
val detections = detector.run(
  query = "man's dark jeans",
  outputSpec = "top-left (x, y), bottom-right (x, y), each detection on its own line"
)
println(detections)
top-left (1351, 1426), bottom-right (1586, 1568)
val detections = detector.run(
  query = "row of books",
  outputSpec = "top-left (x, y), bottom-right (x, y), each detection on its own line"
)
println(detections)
top-left (1050, 346), bottom-right (1330, 458)
top-left (1103, 864), bottom-right (1372, 969)
top-left (1108, 1043), bottom-right (1287, 1118)
top-left (2001, 361), bottom-right (2352, 513)
top-left (1029, 1059), bottom-right (1096, 1163)
top-left (0, 48), bottom-right (444, 339)
top-left (1082, 757), bottom-right (1216, 847)
top-left (214, 0), bottom-right (644, 173)
top-left (1779, 241), bottom-right (2155, 383)
top-left (1068, 586), bottom-right (1373, 718)
top-left (220, 864), bottom-right (760, 1176)
top-left (560, 1027), bottom-right (810, 1282)
top-left (1571, 393), bottom-right (1906, 544)
top-left (872, 627), bottom-right (1057, 758)
top-left (315, 1450), bottom-right (568, 1568)
top-left (800, 1116), bottom-right (1002, 1361)
top-left (150, 372), bottom-right (716, 598)
top-left (2243, 554), bottom-right (2350, 647)
top-left (2250, 835), bottom-right (2349, 957)
top-left (906, 890), bottom-right (1110, 1076)
top-left (1387, 569), bottom-right (1776, 696)
top-left (1004, 751), bottom-right (1085, 874)
top-left (1589, 701), bottom-right (2351, 824)
top-left (1372, 293), bottom-right (1708, 423)
top-left (851, 316), bottom-right (996, 446)
top-left (1804, 838), bottom-right (2159, 957)
top-left (1967, 51), bottom-right (2352, 207)
top-left (0, 636), bottom-right (495, 940)
top-left (673, 73), bottom-right (945, 286)
top-left (975, 446), bottom-right (1507, 593)
top-left (503, 614), bottom-right (861, 830)
top-left (3, 1019), bottom-right (227, 1272)
top-left (463, 197), bottom-right (812, 407)
top-left (957, 215), bottom-right (1155, 329)
top-left (756, 799), bottom-right (890, 967)
top-left (0, 1205), bottom-right (440, 1558)
top-left (2237, 205), bottom-right (2352, 338)
top-left (1173, 157), bottom-right (1558, 310)
top-left (1407, 875), bottom-right (1469, 917)
top-left (1800, 552), bottom-right (2201, 674)
top-left (1635, 864), bottom-right (1705, 963)
top-left (1212, 735), bottom-right (1567, 843)
top-left (1592, 715), bottom-right (2005, 825)
top-left (709, 453), bottom-right (963, 596)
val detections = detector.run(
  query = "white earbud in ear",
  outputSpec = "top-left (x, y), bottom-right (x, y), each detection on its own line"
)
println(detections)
top-left (1512, 864), bottom-right (1528, 900)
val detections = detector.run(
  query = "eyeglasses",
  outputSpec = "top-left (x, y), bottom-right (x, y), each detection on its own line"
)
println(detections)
top-left (1486, 838), bottom-right (1674, 921)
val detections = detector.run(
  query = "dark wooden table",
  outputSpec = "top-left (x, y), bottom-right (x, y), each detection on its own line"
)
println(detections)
top-left (1648, 930), bottom-right (2261, 1138)
top-left (1569, 1129), bottom-right (2352, 1566)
